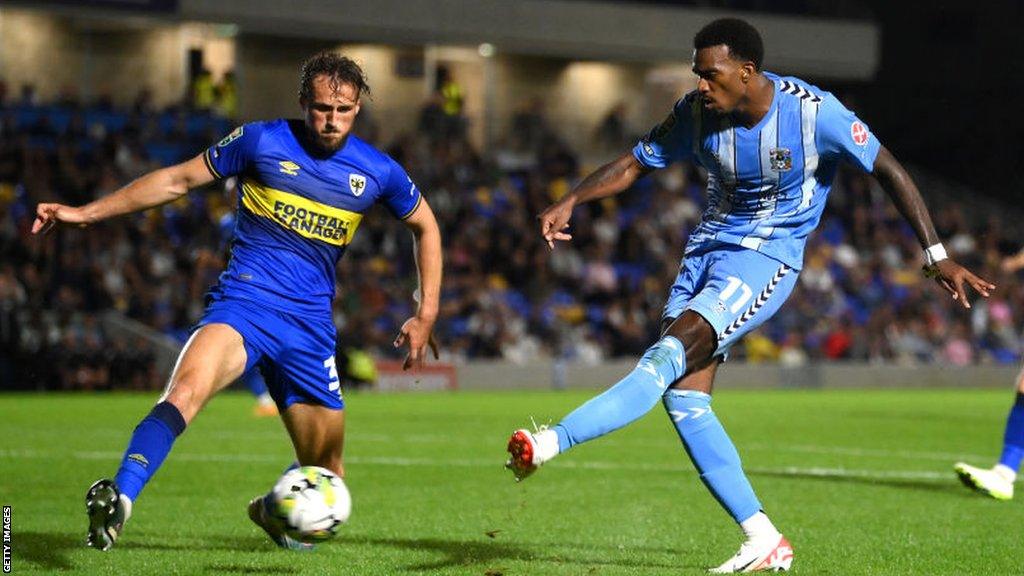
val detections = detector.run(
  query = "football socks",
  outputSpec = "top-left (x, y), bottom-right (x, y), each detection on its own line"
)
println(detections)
top-left (663, 389), bottom-right (762, 524)
top-left (553, 336), bottom-right (686, 452)
top-left (998, 392), bottom-right (1024, 473)
top-left (114, 401), bottom-right (187, 501)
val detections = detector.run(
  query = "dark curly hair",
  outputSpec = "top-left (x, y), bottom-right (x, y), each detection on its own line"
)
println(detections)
top-left (298, 51), bottom-right (371, 101)
top-left (694, 18), bottom-right (764, 70)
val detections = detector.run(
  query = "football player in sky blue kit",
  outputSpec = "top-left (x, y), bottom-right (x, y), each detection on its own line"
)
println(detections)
top-left (32, 52), bottom-right (442, 551)
top-left (505, 18), bottom-right (994, 573)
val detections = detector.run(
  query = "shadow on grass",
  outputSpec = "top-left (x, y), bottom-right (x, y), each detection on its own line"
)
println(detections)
top-left (14, 531), bottom-right (283, 571)
top-left (118, 534), bottom-right (280, 552)
top-left (204, 564), bottom-right (296, 574)
top-left (14, 530), bottom-right (81, 572)
top-left (748, 468), bottom-right (971, 496)
top-left (345, 535), bottom-right (697, 572)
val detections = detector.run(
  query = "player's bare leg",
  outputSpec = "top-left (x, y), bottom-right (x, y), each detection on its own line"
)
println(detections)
top-left (248, 402), bottom-right (346, 549)
top-left (160, 324), bottom-right (250, 423)
top-left (88, 324), bottom-right (247, 550)
top-left (280, 402), bottom-right (346, 476)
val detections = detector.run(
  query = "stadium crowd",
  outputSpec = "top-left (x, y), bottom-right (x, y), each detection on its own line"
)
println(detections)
top-left (1, 80), bottom-right (1022, 390)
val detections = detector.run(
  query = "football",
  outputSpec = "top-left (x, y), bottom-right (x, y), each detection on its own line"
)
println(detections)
top-left (268, 466), bottom-right (351, 543)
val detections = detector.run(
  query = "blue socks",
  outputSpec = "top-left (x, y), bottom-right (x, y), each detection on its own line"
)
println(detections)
top-left (554, 336), bottom-right (686, 452)
top-left (663, 389), bottom-right (761, 523)
top-left (244, 368), bottom-right (269, 397)
top-left (998, 392), bottom-right (1024, 472)
top-left (114, 401), bottom-right (187, 501)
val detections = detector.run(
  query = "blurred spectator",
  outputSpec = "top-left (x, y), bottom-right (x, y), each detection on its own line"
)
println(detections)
top-left (437, 65), bottom-right (464, 117)
top-left (132, 88), bottom-right (156, 117)
top-left (510, 96), bottom-right (548, 151)
top-left (595, 102), bottom-right (629, 150)
top-left (18, 84), bottom-right (39, 107)
top-left (190, 68), bottom-right (216, 111)
top-left (215, 71), bottom-right (238, 119)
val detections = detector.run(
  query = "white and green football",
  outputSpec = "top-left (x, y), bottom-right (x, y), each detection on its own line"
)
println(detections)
top-left (268, 466), bottom-right (351, 543)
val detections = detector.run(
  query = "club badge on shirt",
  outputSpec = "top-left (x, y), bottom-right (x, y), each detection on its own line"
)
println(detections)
top-left (349, 174), bottom-right (366, 197)
top-left (769, 148), bottom-right (792, 172)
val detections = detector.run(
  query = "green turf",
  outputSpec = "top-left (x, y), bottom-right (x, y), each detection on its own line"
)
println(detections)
top-left (0, 388), bottom-right (1019, 575)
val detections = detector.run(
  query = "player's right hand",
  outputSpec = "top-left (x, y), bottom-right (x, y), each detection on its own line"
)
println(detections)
top-left (31, 203), bottom-right (89, 234)
top-left (538, 197), bottom-right (576, 249)
top-left (394, 316), bottom-right (439, 371)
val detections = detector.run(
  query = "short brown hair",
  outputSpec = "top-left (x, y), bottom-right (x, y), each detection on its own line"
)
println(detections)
top-left (299, 51), bottom-right (371, 101)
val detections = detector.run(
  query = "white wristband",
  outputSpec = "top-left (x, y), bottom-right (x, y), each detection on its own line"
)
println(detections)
top-left (924, 243), bottom-right (947, 266)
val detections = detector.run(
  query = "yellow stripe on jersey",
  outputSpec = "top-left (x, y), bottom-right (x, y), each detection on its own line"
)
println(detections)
top-left (241, 180), bottom-right (364, 246)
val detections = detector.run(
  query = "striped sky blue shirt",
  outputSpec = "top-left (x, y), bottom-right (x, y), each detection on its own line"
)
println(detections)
top-left (633, 72), bottom-right (881, 270)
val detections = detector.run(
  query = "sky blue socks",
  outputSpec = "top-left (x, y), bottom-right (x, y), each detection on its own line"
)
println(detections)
top-left (547, 335), bottom-right (761, 525)
top-left (554, 336), bottom-right (686, 452)
top-left (663, 389), bottom-right (761, 523)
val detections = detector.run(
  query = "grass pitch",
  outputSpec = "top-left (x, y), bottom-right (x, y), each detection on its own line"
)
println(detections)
top-left (0, 388), bottom-right (1019, 575)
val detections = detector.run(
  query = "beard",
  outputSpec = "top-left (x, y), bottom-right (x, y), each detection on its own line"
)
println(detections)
top-left (303, 120), bottom-right (346, 154)
top-left (314, 131), bottom-right (345, 152)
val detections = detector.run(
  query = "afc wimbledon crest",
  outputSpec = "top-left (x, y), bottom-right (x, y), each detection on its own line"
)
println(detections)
top-left (349, 174), bottom-right (367, 197)
top-left (768, 147), bottom-right (792, 172)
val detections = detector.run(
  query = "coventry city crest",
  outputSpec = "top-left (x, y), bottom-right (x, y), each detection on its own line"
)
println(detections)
top-left (768, 147), bottom-right (792, 172)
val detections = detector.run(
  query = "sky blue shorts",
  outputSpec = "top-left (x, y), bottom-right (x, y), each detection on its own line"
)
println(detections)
top-left (663, 244), bottom-right (799, 358)
top-left (196, 296), bottom-right (343, 411)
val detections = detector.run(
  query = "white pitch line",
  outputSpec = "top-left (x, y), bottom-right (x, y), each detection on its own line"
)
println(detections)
top-left (345, 434), bottom-right (994, 463)
top-left (0, 449), bottom-right (960, 482)
top-left (744, 442), bottom-right (992, 463)
top-left (11, 427), bottom-right (990, 463)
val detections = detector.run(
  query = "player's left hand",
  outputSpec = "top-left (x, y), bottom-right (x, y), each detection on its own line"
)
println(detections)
top-left (394, 317), bottom-right (439, 370)
top-left (924, 259), bottom-right (995, 309)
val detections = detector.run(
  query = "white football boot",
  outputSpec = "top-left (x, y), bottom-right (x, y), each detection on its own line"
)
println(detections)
top-left (954, 462), bottom-right (1014, 501)
top-left (710, 535), bottom-right (793, 573)
top-left (505, 427), bottom-right (559, 482)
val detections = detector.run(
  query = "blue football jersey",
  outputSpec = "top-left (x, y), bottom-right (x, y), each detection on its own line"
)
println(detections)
top-left (633, 72), bottom-right (881, 270)
top-left (203, 119), bottom-right (422, 314)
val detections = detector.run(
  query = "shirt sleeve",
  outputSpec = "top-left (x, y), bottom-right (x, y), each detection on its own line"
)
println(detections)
top-left (378, 156), bottom-right (422, 220)
top-left (816, 94), bottom-right (881, 173)
top-left (203, 122), bottom-right (264, 179)
top-left (632, 92), bottom-right (697, 169)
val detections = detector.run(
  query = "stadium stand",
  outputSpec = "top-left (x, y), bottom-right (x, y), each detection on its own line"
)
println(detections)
top-left (1, 83), bottom-right (1020, 390)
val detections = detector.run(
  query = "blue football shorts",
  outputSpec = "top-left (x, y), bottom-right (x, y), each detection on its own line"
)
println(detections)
top-left (663, 243), bottom-right (799, 358)
top-left (196, 296), bottom-right (343, 411)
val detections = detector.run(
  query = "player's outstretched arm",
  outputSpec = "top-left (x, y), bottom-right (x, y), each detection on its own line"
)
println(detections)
top-left (872, 145), bottom-right (995, 308)
top-left (1001, 248), bottom-right (1024, 274)
top-left (32, 153), bottom-right (216, 234)
top-left (394, 199), bottom-right (442, 370)
top-left (539, 152), bottom-right (650, 249)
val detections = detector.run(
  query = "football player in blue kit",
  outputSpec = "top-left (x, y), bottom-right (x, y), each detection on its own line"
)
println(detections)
top-left (954, 250), bottom-right (1024, 501)
top-left (32, 52), bottom-right (442, 551)
top-left (505, 18), bottom-right (993, 573)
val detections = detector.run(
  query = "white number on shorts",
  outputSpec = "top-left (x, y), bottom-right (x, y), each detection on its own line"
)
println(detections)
top-left (720, 276), bottom-right (753, 314)
top-left (323, 356), bottom-right (341, 392)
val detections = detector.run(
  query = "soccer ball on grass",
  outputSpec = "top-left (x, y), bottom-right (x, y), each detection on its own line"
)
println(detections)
top-left (268, 466), bottom-right (351, 543)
